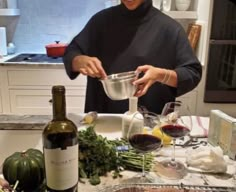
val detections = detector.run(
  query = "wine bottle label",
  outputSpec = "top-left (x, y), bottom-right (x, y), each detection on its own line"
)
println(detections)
top-left (44, 144), bottom-right (78, 190)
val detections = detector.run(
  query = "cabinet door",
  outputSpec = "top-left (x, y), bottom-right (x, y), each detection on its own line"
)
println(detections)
top-left (9, 88), bottom-right (85, 115)
top-left (0, 89), bottom-right (2, 113)
top-left (176, 90), bottom-right (197, 114)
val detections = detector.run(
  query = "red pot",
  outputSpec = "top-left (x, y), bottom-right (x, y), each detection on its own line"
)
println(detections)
top-left (45, 41), bottom-right (67, 57)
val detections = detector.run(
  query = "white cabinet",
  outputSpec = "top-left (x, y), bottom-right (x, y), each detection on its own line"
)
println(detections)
top-left (0, 66), bottom-right (87, 115)
top-left (7, 69), bottom-right (85, 86)
top-left (177, 90), bottom-right (198, 114)
top-left (0, 89), bottom-right (2, 113)
top-left (0, 70), bottom-right (3, 113)
top-left (9, 88), bottom-right (86, 115)
top-left (0, 130), bottom-right (42, 164)
top-left (0, 6), bottom-right (20, 44)
top-left (152, 0), bottom-right (198, 19)
top-left (163, 11), bottom-right (197, 19)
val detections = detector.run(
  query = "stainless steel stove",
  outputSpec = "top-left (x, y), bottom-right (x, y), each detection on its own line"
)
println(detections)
top-left (5, 53), bottom-right (63, 63)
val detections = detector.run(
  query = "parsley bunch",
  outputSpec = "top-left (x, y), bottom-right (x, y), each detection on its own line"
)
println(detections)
top-left (78, 125), bottom-right (154, 185)
top-left (78, 126), bottom-right (121, 185)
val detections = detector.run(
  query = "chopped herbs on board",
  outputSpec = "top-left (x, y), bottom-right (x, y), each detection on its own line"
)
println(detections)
top-left (78, 125), bottom-right (154, 185)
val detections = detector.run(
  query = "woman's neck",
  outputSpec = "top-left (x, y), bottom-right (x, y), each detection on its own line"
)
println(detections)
top-left (119, 0), bottom-right (153, 19)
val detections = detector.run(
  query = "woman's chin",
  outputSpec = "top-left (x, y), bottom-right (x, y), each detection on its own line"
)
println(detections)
top-left (122, 0), bottom-right (142, 10)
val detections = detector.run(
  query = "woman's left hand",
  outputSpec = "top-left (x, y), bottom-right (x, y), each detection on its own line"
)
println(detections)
top-left (133, 65), bottom-right (162, 97)
top-left (133, 65), bottom-right (177, 97)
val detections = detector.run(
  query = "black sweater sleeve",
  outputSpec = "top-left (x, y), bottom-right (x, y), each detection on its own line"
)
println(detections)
top-left (63, 12), bottom-right (103, 80)
top-left (174, 26), bottom-right (202, 96)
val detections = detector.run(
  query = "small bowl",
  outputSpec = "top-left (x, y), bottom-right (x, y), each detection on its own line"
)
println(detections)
top-left (100, 71), bottom-right (137, 100)
top-left (175, 0), bottom-right (191, 11)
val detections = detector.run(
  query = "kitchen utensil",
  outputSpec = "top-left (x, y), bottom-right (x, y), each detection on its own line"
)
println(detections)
top-left (175, 0), bottom-right (191, 11)
top-left (0, 27), bottom-right (7, 56)
top-left (7, 42), bottom-right (16, 55)
top-left (45, 41), bottom-right (67, 58)
top-left (100, 71), bottom-right (137, 100)
top-left (162, 0), bottom-right (172, 11)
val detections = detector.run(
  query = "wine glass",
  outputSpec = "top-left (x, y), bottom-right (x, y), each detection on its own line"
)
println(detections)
top-left (156, 101), bottom-right (192, 179)
top-left (127, 111), bottom-right (162, 183)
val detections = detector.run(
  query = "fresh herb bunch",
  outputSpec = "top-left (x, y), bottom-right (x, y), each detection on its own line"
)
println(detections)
top-left (78, 125), bottom-right (154, 185)
top-left (108, 139), bottom-right (154, 172)
top-left (78, 125), bottom-right (121, 185)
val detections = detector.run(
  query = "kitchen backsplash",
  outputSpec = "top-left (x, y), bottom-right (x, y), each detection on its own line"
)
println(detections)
top-left (8, 0), bottom-right (189, 54)
top-left (11, 0), bottom-right (105, 53)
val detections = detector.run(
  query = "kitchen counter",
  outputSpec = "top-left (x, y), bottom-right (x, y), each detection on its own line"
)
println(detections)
top-left (0, 60), bottom-right (86, 114)
top-left (0, 113), bottom-right (236, 191)
top-left (0, 61), bottom-right (64, 67)
top-left (0, 113), bottom-right (125, 191)
top-left (0, 53), bottom-right (64, 68)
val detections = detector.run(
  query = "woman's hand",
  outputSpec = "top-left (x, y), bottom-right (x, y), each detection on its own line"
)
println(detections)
top-left (133, 65), bottom-right (160, 97)
top-left (133, 65), bottom-right (177, 97)
top-left (72, 55), bottom-right (107, 79)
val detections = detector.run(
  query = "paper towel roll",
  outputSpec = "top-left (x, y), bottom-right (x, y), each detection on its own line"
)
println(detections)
top-left (0, 27), bottom-right (7, 56)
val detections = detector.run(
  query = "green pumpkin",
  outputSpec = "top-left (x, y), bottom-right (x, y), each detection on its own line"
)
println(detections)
top-left (2, 148), bottom-right (45, 191)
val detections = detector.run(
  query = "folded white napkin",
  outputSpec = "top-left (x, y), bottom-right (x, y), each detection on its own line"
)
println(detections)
top-left (181, 116), bottom-right (209, 137)
top-left (186, 146), bottom-right (227, 173)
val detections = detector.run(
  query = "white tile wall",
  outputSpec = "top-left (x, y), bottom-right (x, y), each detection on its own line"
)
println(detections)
top-left (9, 0), bottom-right (191, 54)
top-left (12, 0), bottom-right (105, 53)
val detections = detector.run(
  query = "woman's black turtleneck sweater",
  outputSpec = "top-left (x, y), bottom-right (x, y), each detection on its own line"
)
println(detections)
top-left (63, 0), bottom-right (202, 114)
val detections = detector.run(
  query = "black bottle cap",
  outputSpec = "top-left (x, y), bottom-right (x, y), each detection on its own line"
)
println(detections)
top-left (52, 85), bottom-right (65, 94)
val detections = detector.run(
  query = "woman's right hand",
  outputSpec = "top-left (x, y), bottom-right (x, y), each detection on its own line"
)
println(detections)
top-left (72, 55), bottom-right (107, 79)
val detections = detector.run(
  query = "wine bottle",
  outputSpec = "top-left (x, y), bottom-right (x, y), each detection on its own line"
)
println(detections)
top-left (43, 85), bottom-right (78, 192)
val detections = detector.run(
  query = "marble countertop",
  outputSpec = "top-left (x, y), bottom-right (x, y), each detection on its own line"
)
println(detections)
top-left (0, 53), bottom-right (64, 67)
top-left (0, 114), bottom-right (51, 130)
top-left (0, 113), bottom-right (235, 191)
top-left (0, 113), bottom-right (86, 130)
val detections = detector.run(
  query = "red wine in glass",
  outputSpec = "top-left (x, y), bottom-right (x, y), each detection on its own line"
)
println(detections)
top-left (127, 111), bottom-right (162, 183)
top-left (155, 101), bottom-right (192, 180)
top-left (161, 124), bottom-right (190, 138)
top-left (129, 133), bottom-right (162, 153)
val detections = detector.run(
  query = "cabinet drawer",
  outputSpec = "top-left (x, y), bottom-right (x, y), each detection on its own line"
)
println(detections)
top-left (9, 89), bottom-right (85, 115)
top-left (7, 69), bottom-right (86, 86)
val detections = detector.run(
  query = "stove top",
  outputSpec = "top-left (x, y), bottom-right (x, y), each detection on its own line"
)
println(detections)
top-left (5, 53), bottom-right (63, 63)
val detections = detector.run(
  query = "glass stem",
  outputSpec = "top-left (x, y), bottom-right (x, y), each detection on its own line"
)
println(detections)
top-left (171, 138), bottom-right (176, 166)
top-left (142, 154), bottom-right (145, 177)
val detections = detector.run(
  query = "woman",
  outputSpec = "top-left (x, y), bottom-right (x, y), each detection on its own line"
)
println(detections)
top-left (63, 0), bottom-right (202, 114)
